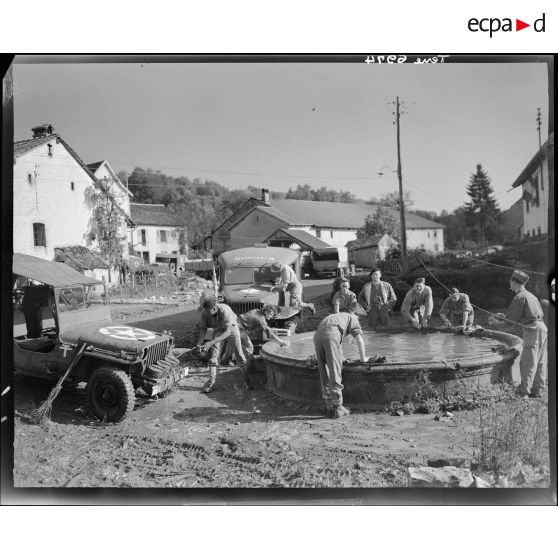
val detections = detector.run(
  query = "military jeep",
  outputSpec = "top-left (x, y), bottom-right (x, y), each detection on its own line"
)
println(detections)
top-left (13, 253), bottom-right (187, 422)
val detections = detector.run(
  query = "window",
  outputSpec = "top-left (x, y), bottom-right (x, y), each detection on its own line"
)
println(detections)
top-left (316, 230), bottom-right (321, 239)
top-left (434, 230), bottom-right (437, 238)
top-left (33, 223), bottom-right (46, 247)
top-left (532, 229), bottom-right (536, 237)
top-left (159, 230), bottom-right (168, 243)
top-left (525, 198), bottom-right (530, 213)
top-left (537, 226), bottom-right (541, 236)
top-left (141, 229), bottom-right (147, 246)
top-left (427, 232), bottom-right (430, 238)
top-left (57, 286), bottom-right (85, 313)
top-left (330, 231), bottom-right (333, 239)
top-left (47, 143), bottom-right (52, 156)
top-left (434, 244), bottom-right (439, 252)
top-left (27, 173), bottom-right (33, 184)
top-left (70, 181), bottom-right (75, 191)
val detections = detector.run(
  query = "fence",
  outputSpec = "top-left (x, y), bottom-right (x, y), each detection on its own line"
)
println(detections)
top-left (109, 271), bottom-right (181, 300)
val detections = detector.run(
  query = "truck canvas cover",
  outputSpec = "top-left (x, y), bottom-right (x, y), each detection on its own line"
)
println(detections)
top-left (13, 253), bottom-right (103, 287)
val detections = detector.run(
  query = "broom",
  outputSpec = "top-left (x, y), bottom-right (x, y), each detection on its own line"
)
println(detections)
top-left (28, 340), bottom-right (88, 424)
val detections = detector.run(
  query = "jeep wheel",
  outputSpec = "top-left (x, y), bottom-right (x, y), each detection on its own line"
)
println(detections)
top-left (87, 368), bottom-right (136, 422)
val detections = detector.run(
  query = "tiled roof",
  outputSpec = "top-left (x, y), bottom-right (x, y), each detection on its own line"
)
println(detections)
top-left (346, 234), bottom-right (388, 249)
top-left (130, 203), bottom-right (183, 227)
top-left (265, 228), bottom-right (335, 251)
top-left (86, 161), bottom-right (104, 173)
top-left (264, 199), bottom-right (443, 230)
top-left (510, 132), bottom-right (553, 189)
top-left (14, 134), bottom-right (55, 157)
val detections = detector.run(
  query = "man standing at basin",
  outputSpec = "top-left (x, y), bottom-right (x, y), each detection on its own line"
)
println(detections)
top-left (313, 312), bottom-right (367, 418)
top-left (357, 268), bottom-right (397, 329)
top-left (197, 297), bottom-right (246, 393)
top-left (489, 270), bottom-right (547, 400)
top-left (400, 277), bottom-right (433, 330)
top-left (332, 278), bottom-right (358, 314)
top-left (439, 287), bottom-right (474, 329)
top-left (270, 262), bottom-right (315, 314)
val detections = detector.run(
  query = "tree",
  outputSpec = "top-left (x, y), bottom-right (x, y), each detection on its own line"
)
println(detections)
top-left (368, 190), bottom-right (414, 209)
top-left (84, 178), bottom-right (127, 280)
top-left (465, 164), bottom-right (500, 245)
top-left (356, 206), bottom-right (400, 241)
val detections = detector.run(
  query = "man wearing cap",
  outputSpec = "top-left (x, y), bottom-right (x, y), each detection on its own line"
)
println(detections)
top-left (400, 278), bottom-right (433, 330)
top-left (313, 312), bottom-right (367, 418)
top-left (197, 298), bottom-right (246, 393)
top-left (237, 305), bottom-right (289, 388)
top-left (489, 270), bottom-right (547, 399)
top-left (439, 287), bottom-right (474, 328)
top-left (357, 268), bottom-right (397, 328)
top-left (332, 278), bottom-right (358, 314)
top-left (270, 262), bottom-right (315, 313)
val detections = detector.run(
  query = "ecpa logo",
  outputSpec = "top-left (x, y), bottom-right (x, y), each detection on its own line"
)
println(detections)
top-left (468, 13), bottom-right (545, 37)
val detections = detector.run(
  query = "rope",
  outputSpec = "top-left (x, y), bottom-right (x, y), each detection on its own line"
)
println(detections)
top-left (445, 250), bottom-right (547, 277)
top-left (416, 255), bottom-right (527, 329)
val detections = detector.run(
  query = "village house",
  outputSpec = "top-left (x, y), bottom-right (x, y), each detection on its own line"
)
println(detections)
top-left (87, 160), bottom-right (134, 258)
top-left (509, 132), bottom-right (553, 240)
top-left (13, 124), bottom-right (133, 281)
top-left (346, 234), bottom-right (397, 268)
top-left (208, 189), bottom-right (445, 264)
top-left (129, 203), bottom-right (183, 269)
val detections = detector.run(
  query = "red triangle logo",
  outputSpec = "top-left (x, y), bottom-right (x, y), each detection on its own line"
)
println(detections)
top-left (516, 19), bottom-right (530, 31)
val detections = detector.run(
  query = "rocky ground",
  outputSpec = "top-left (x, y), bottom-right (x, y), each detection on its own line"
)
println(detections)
top-left (11, 279), bottom-right (551, 492)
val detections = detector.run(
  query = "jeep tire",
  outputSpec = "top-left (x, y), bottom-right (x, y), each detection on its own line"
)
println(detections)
top-left (87, 367), bottom-right (136, 422)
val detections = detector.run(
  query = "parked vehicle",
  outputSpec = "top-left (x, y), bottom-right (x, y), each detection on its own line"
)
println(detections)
top-left (217, 246), bottom-right (303, 334)
top-left (13, 253), bottom-right (187, 422)
top-left (311, 247), bottom-right (343, 278)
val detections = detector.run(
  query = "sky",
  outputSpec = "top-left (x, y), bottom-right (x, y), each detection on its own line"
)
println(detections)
top-left (12, 57), bottom-right (550, 214)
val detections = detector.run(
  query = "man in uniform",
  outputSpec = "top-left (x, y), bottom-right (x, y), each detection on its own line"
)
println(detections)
top-left (489, 270), bottom-right (548, 399)
top-left (313, 312), bottom-right (367, 418)
top-left (197, 298), bottom-right (245, 393)
top-left (332, 278), bottom-right (358, 314)
top-left (357, 269), bottom-right (397, 329)
top-left (237, 305), bottom-right (289, 388)
top-left (270, 262), bottom-right (315, 313)
top-left (21, 281), bottom-right (50, 338)
top-left (439, 287), bottom-right (474, 328)
top-left (400, 277), bottom-right (433, 330)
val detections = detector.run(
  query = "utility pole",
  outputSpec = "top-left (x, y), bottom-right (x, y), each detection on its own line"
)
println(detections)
top-left (536, 107), bottom-right (542, 149)
top-left (395, 96), bottom-right (407, 257)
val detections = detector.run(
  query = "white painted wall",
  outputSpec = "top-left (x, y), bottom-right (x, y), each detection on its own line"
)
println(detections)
top-left (521, 157), bottom-right (549, 238)
top-left (130, 225), bottom-right (179, 264)
top-left (406, 227), bottom-right (445, 253)
top-left (13, 140), bottom-right (97, 260)
top-left (91, 161), bottom-right (131, 256)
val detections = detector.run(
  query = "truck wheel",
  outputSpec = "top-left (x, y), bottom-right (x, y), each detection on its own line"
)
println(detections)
top-left (87, 368), bottom-right (136, 422)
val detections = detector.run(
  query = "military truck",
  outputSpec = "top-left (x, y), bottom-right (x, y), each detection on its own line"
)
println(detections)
top-left (216, 246), bottom-right (303, 336)
top-left (13, 253), bottom-right (187, 422)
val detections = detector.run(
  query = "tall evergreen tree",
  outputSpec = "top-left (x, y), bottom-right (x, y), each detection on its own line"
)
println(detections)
top-left (465, 164), bottom-right (500, 245)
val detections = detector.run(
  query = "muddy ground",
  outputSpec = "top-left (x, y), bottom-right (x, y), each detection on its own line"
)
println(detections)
top-left (12, 279), bottom-right (551, 490)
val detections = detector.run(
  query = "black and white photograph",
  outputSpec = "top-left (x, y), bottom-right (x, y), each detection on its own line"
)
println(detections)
top-left (1, 55), bottom-right (555, 500)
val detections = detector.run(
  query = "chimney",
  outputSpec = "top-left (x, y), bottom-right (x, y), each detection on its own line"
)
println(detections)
top-left (261, 188), bottom-right (270, 205)
top-left (31, 124), bottom-right (55, 138)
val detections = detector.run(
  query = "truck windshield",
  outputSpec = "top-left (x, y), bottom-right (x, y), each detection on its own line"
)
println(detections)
top-left (224, 267), bottom-right (255, 285)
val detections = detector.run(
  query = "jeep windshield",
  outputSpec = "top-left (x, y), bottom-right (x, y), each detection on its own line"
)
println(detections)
top-left (223, 267), bottom-right (255, 285)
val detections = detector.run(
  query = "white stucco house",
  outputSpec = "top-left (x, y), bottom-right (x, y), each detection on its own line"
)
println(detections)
top-left (87, 160), bottom-right (134, 258)
top-left (208, 189), bottom-right (444, 264)
top-left (13, 124), bottom-right (133, 281)
top-left (129, 203), bottom-right (184, 268)
top-left (509, 133), bottom-right (553, 240)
